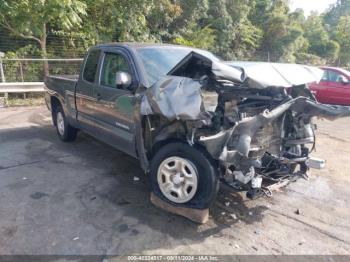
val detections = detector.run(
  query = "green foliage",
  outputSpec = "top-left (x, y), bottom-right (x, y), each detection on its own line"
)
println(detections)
top-left (324, 0), bottom-right (350, 28)
top-left (295, 53), bottom-right (327, 66)
top-left (257, 0), bottom-right (307, 62)
top-left (3, 45), bottom-right (43, 82)
top-left (335, 15), bottom-right (350, 65)
top-left (1, 0), bottom-right (350, 73)
top-left (0, 0), bottom-right (87, 76)
top-left (173, 25), bottom-right (216, 49)
top-left (0, 0), bottom-right (86, 43)
top-left (303, 14), bottom-right (339, 62)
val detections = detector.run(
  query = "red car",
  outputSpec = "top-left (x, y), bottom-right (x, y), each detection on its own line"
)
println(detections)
top-left (309, 66), bottom-right (350, 106)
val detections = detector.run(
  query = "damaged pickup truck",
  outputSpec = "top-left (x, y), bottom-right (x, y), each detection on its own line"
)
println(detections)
top-left (45, 43), bottom-right (350, 220)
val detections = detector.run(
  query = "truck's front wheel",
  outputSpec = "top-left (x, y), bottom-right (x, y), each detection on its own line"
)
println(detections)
top-left (55, 105), bottom-right (78, 142)
top-left (150, 143), bottom-right (219, 210)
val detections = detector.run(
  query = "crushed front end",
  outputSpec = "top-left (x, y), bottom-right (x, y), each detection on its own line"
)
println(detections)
top-left (199, 88), bottom-right (337, 199)
top-left (140, 52), bottom-right (350, 200)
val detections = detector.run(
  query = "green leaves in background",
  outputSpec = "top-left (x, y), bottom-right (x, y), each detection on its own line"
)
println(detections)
top-left (1, 0), bottom-right (350, 68)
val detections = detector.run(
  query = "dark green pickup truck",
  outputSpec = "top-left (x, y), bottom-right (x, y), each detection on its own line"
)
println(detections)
top-left (45, 43), bottom-right (350, 218)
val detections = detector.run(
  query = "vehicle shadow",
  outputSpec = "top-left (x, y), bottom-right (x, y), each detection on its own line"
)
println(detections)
top-left (69, 131), bottom-right (270, 253)
top-left (89, 168), bottom-right (270, 254)
top-left (0, 120), bottom-right (270, 255)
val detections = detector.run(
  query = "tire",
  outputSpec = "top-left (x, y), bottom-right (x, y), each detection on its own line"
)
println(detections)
top-left (150, 142), bottom-right (219, 209)
top-left (54, 105), bottom-right (78, 142)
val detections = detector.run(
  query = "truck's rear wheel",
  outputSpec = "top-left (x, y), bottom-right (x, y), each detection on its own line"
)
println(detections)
top-left (55, 105), bottom-right (78, 142)
top-left (150, 143), bottom-right (219, 209)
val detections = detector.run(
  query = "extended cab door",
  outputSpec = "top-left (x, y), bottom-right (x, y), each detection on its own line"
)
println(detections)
top-left (75, 49), bottom-right (102, 134)
top-left (91, 49), bottom-right (138, 157)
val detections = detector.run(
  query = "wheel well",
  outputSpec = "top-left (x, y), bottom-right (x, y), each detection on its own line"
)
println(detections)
top-left (150, 138), bottom-right (184, 159)
top-left (50, 96), bottom-right (61, 126)
top-left (150, 138), bottom-right (219, 169)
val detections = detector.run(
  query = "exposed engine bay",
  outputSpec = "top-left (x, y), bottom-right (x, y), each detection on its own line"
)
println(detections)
top-left (140, 52), bottom-right (350, 200)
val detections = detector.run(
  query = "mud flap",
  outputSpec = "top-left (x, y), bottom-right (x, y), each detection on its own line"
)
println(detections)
top-left (150, 192), bottom-right (209, 224)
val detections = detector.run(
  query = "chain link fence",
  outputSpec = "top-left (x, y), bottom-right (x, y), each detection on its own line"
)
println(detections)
top-left (0, 58), bottom-right (83, 83)
top-left (1, 51), bottom-right (345, 83)
top-left (0, 52), bottom-right (284, 83)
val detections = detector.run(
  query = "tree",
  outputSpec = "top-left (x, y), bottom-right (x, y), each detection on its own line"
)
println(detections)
top-left (324, 0), bottom-right (350, 28)
top-left (258, 0), bottom-right (297, 60)
top-left (304, 13), bottom-right (339, 63)
top-left (145, 0), bottom-right (183, 41)
top-left (0, 0), bottom-right (349, 72)
top-left (335, 15), bottom-right (350, 66)
top-left (249, 0), bottom-right (273, 26)
top-left (173, 25), bottom-right (216, 49)
top-left (0, 0), bottom-right (86, 75)
top-left (251, 0), bottom-right (314, 63)
top-left (205, 0), bottom-right (263, 59)
top-left (79, 0), bottom-right (185, 44)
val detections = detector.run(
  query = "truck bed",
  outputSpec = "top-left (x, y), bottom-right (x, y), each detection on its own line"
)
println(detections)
top-left (45, 75), bottom-right (78, 97)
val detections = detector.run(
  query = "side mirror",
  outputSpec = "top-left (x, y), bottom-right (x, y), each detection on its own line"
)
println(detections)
top-left (339, 75), bottom-right (349, 85)
top-left (115, 71), bottom-right (132, 89)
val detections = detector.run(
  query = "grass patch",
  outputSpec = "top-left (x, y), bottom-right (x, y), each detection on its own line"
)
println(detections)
top-left (1, 93), bottom-right (45, 107)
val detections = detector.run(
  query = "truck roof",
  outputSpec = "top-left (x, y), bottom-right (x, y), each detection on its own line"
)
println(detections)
top-left (87, 42), bottom-right (221, 88)
top-left (94, 42), bottom-right (220, 58)
top-left (96, 42), bottom-right (188, 50)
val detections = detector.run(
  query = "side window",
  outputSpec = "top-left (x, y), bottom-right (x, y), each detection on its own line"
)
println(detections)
top-left (321, 71), bottom-right (329, 81)
top-left (101, 53), bottom-right (131, 88)
top-left (83, 50), bottom-right (101, 83)
top-left (327, 70), bottom-right (343, 83)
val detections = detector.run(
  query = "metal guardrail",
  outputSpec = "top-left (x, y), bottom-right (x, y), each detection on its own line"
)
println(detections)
top-left (2, 58), bottom-right (83, 61)
top-left (0, 82), bottom-right (45, 94)
top-left (0, 82), bottom-right (45, 101)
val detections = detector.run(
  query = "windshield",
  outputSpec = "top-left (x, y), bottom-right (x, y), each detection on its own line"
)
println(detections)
top-left (136, 47), bottom-right (220, 86)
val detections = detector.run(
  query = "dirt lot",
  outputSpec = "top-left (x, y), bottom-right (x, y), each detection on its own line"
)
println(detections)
top-left (0, 105), bottom-right (350, 255)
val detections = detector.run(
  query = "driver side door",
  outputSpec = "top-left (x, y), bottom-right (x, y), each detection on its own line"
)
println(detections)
top-left (91, 50), bottom-right (138, 157)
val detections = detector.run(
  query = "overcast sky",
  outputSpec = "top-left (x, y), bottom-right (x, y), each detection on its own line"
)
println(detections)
top-left (290, 0), bottom-right (337, 16)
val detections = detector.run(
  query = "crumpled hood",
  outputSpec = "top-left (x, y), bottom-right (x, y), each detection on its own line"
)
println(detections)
top-left (227, 61), bottom-right (324, 88)
top-left (167, 51), bottom-right (324, 89)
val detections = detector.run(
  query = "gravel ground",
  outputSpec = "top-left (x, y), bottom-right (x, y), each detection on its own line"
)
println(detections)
top-left (0, 106), bottom-right (349, 256)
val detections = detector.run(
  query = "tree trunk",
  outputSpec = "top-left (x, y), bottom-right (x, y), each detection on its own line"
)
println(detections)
top-left (40, 23), bottom-right (49, 77)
